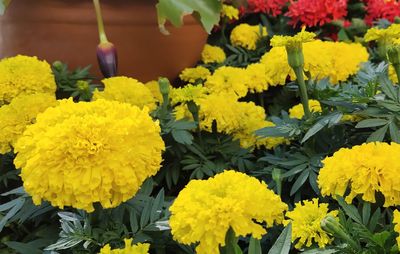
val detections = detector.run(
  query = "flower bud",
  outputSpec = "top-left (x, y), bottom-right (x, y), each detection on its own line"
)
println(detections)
top-left (286, 46), bottom-right (305, 70)
top-left (158, 77), bottom-right (170, 97)
top-left (387, 45), bottom-right (400, 66)
top-left (97, 41), bottom-right (118, 78)
top-left (321, 215), bottom-right (342, 235)
top-left (52, 61), bottom-right (64, 72)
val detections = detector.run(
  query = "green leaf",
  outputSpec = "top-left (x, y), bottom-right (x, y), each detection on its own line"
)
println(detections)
top-left (156, 0), bottom-right (222, 34)
top-left (301, 112), bottom-right (343, 143)
top-left (290, 170), bottom-right (309, 196)
top-left (338, 28), bottom-right (350, 41)
top-left (150, 189), bottom-right (165, 223)
top-left (5, 241), bottom-right (42, 254)
top-left (389, 121), bottom-right (400, 143)
top-left (268, 223), bottom-right (292, 254)
top-left (367, 124), bottom-right (388, 142)
top-left (362, 202), bottom-right (371, 226)
top-left (356, 119), bottom-right (388, 128)
top-left (248, 237), bottom-right (262, 254)
top-left (171, 129), bottom-right (194, 145)
top-left (337, 197), bottom-right (362, 224)
top-left (368, 208), bottom-right (381, 232)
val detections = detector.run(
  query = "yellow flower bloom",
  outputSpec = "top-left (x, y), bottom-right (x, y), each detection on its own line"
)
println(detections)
top-left (99, 239), bottom-right (150, 254)
top-left (145, 80), bottom-right (163, 102)
top-left (221, 4), bottom-right (239, 20)
top-left (271, 29), bottom-right (316, 49)
top-left (289, 100), bottom-right (322, 119)
top-left (318, 142), bottom-right (400, 207)
top-left (201, 44), bottom-right (226, 64)
top-left (261, 41), bottom-right (368, 85)
top-left (14, 99), bottom-right (165, 212)
top-left (179, 66), bottom-right (211, 83)
top-left (393, 210), bottom-right (400, 248)
top-left (341, 114), bottom-right (362, 122)
top-left (0, 93), bottom-right (57, 154)
top-left (169, 170), bottom-right (287, 254)
top-left (170, 84), bottom-right (208, 105)
top-left (204, 66), bottom-right (250, 97)
top-left (390, 65), bottom-right (399, 83)
top-left (245, 63), bottom-right (270, 93)
top-left (174, 104), bottom-right (194, 121)
top-left (364, 24), bottom-right (400, 43)
top-left (93, 76), bottom-right (156, 111)
top-left (230, 24), bottom-right (267, 50)
top-left (285, 199), bottom-right (338, 249)
top-left (0, 55), bottom-right (56, 105)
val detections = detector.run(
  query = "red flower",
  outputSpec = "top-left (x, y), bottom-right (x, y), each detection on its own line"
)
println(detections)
top-left (286, 0), bottom-right (348, 27)
top-left (364, 0), bottom-right (400, 25)
top-left (247, 0), bottom-right (289, 16)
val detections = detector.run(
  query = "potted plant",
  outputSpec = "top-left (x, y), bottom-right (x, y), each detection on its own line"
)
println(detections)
top-left (0, 0), bottom-right (223, 81)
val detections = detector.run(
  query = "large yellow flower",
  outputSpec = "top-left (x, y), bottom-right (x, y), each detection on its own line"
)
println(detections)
top-left (204, 66), bottom-right (250, 97)
top-left (93, 76), bottom-right (156, 111)
top-left (0, 93), bottom-right (57, 154)
top-left (99, 239), bottom-right (149, 254)
top-left (289, 99), bottom-right (322, 119)
top-left (318, 142), bottom-right (400, 207)
top-left (201, 44), bottom-right (226, 64)
top-left (285, 199), bottom-right (338, 249)
top-left (169, 170), bottom-right (287, 254)
top-left (0, 55), bottom-right (56, 105)
top-left (14, 99), bottom-right (165, 212)
top-left (230, 24), bottom-right (267, 50)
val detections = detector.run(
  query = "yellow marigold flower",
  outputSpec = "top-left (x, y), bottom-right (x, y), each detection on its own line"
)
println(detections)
top-left (271, 29), bottom-right (316, 48)
top-left (179, 66), bottom-right (211, 83)
top-left (174, 104), bottom-right (194, 121)
top-left (245, 63), bottom-right (270, 93)
top-left (289, 100), bottom-right (322, 119)
top-left (390, 65), bottom-right (399, 83)
top-left (221, 4), bottom-right (239, 20)
top-left (261, 41), bottom-right (368, 85)
top-left (285, 199), bottom-right (338, 249)
top-left (364, 24), bottom-right (400, 43)
top-left (205, 66), bottom-right (250, 97)
top-left (0, 93), bottom-right (57, 154)
top-left (145, 80), bottom-right (163, 102)
top-left (230, 24), bottom-right (267, 50)
top-left (170, 84), bottom-right (208, 105)
top-left (99, 239), bottom-right (150, 254)
top-left (318, 142), bottom-right (400, 207)
top-left (0, 55), bottom-right (56, 105)
top-left (14, 99), bottom-right (165, 212)
top-left (93, 76), bottom-right (156, 111)
top-left (393, 210), bottom-right (400, 248)
top-left (201, 44), bottom-right (226, 64)
top-left (341, 114), bottom-right (362, 122)
top-left (169, 170), bottom-right (287, 254)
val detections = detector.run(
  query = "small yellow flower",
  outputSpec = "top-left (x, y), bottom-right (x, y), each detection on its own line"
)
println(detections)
top-left (179, 66), bottom-right (211, 83)
top-left (170, 84), bottom-right (208, 105)
top-left (230, 24), bottom-right (267, 50)
top-left (271, 29), bottom-right (316, 49)
top-left (201, 44), bottom-right (226, 64)
top-left (285, 198), bottom-right (338, 249)
top-left (99, 239), bottom-right (150, 254)
top-left (364, 24), bottom-right (400, 43)
top-left (221, 4), bottom-right (239, 20)
top-left (289, 100), bottom-right (322, 119)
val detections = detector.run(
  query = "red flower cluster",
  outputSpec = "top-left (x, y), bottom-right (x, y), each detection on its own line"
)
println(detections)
top-left (247, 0), bottom-right (289, 16)
top-left (364, 0), bottom-right (400, 25)
top-left (285, 0), bottom-right (348, 27)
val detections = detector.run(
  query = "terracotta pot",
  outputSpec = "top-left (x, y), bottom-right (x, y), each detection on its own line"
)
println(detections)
top-left (0, 0), bottom-right (208, 82)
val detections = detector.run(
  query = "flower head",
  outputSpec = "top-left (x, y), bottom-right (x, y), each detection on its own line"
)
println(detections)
top-left (99, 239), bottom-right (150, 254)
top-left (0, 93), bottom-right (57, 154)
top-left (393, 210), bottom-right (400, 248)
top-left (271, 29), bottom-right (316, 48)
top-left (14, 99), bottom-right (165, 212)
top-left (170, 84), bottom-right (208, 105)
top-left (0, 55), bottom-right (56, 105)
top-left (230, 24), bottom-right (267, 50)
top-left (289, 100), bottom-right (322, 119)
top-left (169, 170), bottom-right (287, 254)
top-left (247, 0), bottom-right (288, 16)
top-left (285, 199), bottom-right (338, 249)
top-left (245, 63), bottom-right (270, 93)
top-left (204, 66), bottom-right (250, 97)
top-left (285, 0), bottom-right (348, 27)
top-left (201, 44), bottom-right (226, 64)
top-left (221, 4), bottom-right (239, 20)
top-left (93, 76), bottom-right (156, 111)
top-left (318, 142), bottom-right (400, 206)
top-left (364, 24), bottom-right (400, 43)
top-left (179, 66), bottom-right (211, 83)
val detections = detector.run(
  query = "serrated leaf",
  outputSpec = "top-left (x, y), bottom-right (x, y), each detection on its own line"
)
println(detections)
top-left (362, 202), bottom-right (371, 226)
top-left (389, 121), bottom-right (400, 143)
top-left (150, 190), bottom-right (164, 223)
top-left (290, 170), bottom-right (310, 196)
top-left (337, 197), bottom-right (362, 224)
top-left (268, 223), bottom-right (292, 254)
top-left (356, 119), bottom-right (388, 128)
top-left (301, 112), bottom-right (342, 143)
top-left (156, 0), bottom-right (222, 34)
top-left (367, 124), bottom-right (388, 142)
top-left (171, 129), bottom-right (193, 145)
top-left (140, 200), bottom-right (153, 229)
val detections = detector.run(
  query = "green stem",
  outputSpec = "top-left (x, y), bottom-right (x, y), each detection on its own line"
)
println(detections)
top-left (394, 64), bottom-right (400, 85)
top-left (293, 67), bottom-right (311, 119)
top-left (93, 0), bottom-right (108, 43)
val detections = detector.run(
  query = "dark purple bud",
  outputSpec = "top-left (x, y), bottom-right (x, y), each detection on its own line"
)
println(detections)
top-left (96, 41), bottom-right (118, 78)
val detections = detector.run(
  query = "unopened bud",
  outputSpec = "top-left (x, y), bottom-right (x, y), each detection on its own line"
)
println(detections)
top-left (97, 42), bottom-right (118, 78)
top-left (387, 45), bottom-right (400, 66)
top-left (52, 61), bottom-right (64, 71)
top-left (286, 46), bottom-right (304, 70)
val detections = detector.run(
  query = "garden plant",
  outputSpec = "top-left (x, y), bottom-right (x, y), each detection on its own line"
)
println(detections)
top-left (1, 0), bottom-right (400, 253)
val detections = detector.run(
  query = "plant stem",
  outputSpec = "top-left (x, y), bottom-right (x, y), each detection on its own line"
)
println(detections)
top-left (293, 67), bottom-right (311, 119)
top-left (93, 0), bottom-right (108, 43)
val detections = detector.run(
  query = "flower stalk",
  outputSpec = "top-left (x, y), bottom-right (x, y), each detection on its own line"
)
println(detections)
top-left (387, 45), bottom-right (400, 84)
top-left (321, 215), bottom-right (359, 251)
